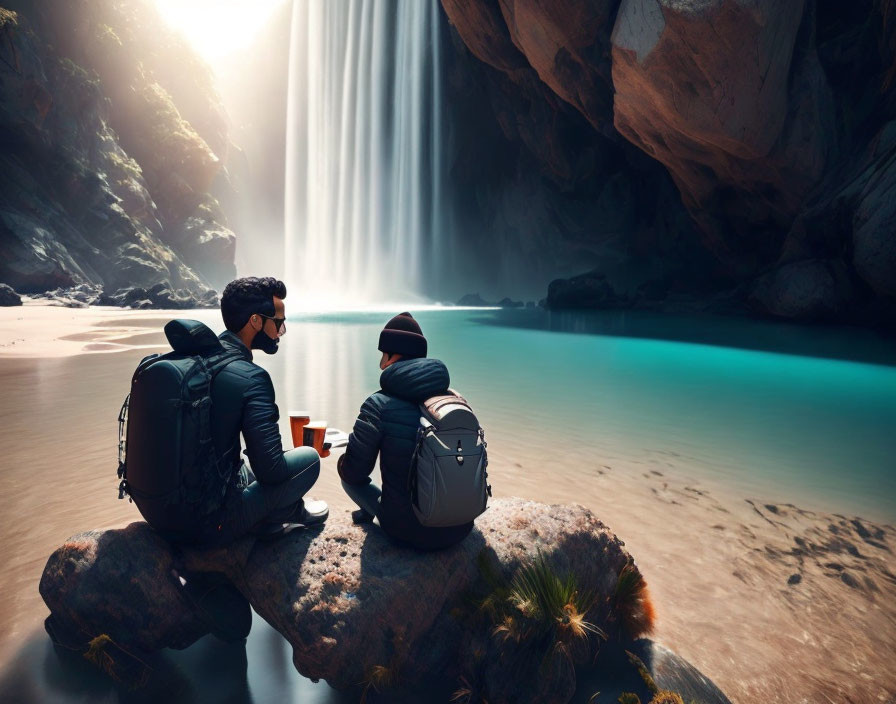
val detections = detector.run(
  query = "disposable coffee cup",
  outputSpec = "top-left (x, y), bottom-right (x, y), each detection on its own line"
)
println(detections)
top-left (289, 410), bottom-right (311, 448)
top-left (303, 421), bottom-right (328, 457)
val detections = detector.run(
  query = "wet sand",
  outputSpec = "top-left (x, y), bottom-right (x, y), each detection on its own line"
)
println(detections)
top-left (0, 305), bottom-right (894, 703)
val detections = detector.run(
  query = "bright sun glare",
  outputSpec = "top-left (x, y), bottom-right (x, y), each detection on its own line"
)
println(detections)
top-left (153, 0), bottom-right (289, 62)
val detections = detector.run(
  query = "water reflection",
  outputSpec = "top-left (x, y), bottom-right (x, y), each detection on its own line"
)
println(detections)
top-left (275, 308), bottom-right (896, 519)
top-left (0, 615), bottom-right (362, 704)
top-left (470, 308), bottom-right (896, 367)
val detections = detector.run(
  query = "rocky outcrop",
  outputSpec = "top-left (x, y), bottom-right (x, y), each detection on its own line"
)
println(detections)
top-left (40, 498), bottom-right (665, 702)
top-left (611, 0), bottom-right (834, 276)
top-left (442, 0), bottom-right (896, 326)
top-left (0, 282), bottom-right (22, 305)
top-left (441, 2), bottom-right (713, 306)
top-left (548, 270), bottom-right (621, 309)
top-left (101, 283), bottom-right (218, 309)
top-left (441, 0), bottom-right (618, 136)
top-left (0, 2), bottom-right (235, 299)
top-left (457, 292), bottom-right (495, 307)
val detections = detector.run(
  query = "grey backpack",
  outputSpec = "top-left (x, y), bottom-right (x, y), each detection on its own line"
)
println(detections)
top-left (408, 391), bottom-right (491, 527)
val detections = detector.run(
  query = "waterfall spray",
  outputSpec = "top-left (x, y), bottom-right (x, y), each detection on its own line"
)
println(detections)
top-left (284, 0), bottom-right (444, 308)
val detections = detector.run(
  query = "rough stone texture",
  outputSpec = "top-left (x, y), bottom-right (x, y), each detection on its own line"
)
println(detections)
top-left (441, 5), bottom-right (713, 305)
top-left (548, 270), bottom-right (621, 309)
top-left (39, 523), bottom-right (210, 654)
top-left (457, 293), bottom-right (495, 306)
top-left (0, 3), bottom-right (234, 296)
top-left (747, 259), bottom-right (855, 321)
top-left (610, 0), bottom-right (834, 276)
top-left (757, 119), bottom-right (896, 325)
top-left (443, 0), bottom-right (896, 327)
top-left (849, 121), bottom-right (896, 301)
top-left (40, 498), bottom-right (645, 702)
top-left (442, 0), bottom-right (618, 133)
top-left (97, 283), bottom-right (218, 309)
top-left (0, 282), bottom-right (22, 306)
top-left (582, 639), bottom-right (732, 704)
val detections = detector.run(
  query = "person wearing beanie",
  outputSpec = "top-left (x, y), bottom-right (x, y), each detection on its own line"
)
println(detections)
top-left (337, 313), bottom-right (473, 550)
top-left (377, 311), bottom-right (428, 359)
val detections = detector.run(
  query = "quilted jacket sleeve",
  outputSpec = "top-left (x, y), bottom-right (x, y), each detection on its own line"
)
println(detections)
top-left (338, 394), bottom-right (383, 485)
top-left (241, 367), bottom-right (288, 483)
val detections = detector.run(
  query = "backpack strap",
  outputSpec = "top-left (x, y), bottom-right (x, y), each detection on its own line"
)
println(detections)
top-left (117, 393), bottom-right (131, 500)
top-left (191, 350), bottom-right (244, 481)
top-left (407, 419), bottom-right (436, 499)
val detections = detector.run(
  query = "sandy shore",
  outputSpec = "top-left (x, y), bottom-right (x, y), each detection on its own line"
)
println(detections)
top-left (0, 304), bottom-right (893, 703)
top-left (0, 300), bottom-right (192, 357)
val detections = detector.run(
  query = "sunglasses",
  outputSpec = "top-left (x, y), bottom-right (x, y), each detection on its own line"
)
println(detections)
top-left (258, 314), bottom-right (286, 335)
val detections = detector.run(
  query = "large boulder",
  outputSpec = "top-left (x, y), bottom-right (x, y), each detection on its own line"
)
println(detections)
top-left (747, 258), bottom-right (855, 322)
top-left (610, 0), bottom-right (834, 276)
top-left (0, 283), bottom-right (22, 306)
top-left (442, 0), bottom-right (618, 132)
top-left (40, 498), bottom-right (660, 702)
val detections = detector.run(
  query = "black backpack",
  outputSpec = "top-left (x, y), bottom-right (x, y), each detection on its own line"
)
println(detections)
top-left (117, 319), bottom-right (242, 530)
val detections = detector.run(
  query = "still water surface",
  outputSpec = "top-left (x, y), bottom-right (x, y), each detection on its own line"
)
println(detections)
top-left (276, 308), bottom-right (896, 520)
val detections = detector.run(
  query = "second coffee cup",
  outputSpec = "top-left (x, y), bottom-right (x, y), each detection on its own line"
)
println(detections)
top-left (303, 421), bottom-right (328, 457)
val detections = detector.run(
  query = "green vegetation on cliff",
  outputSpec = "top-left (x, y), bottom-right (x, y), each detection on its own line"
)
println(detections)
top-left (0, 0), bottom-right (235, 297)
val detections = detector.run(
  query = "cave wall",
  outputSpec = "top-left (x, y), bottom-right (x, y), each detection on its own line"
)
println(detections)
top-left (441, 0), bottom-right (896, 326)
top-left (0, 0), bottom-right (236, 298)
top-left (440, 0), bottom-right (718, 304)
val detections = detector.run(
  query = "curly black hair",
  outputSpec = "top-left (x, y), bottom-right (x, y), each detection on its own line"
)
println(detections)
top-left (220, 277), bottom-right (287, 332)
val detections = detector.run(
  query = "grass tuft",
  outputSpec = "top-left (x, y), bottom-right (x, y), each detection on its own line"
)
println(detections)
top-left (81, 633), bottom-right (150, 688)
top-left (360, 663), bottom-right (398, 703)
top-left (506, 551), bottom-right (605, 643)
top-left (613, 561), bottom-right (656, 639)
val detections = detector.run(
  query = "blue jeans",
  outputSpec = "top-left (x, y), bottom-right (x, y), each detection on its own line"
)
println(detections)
top-left (221, 447), bottom-right (321, 540)
top-left (341, 479), bottom-right (381, 517)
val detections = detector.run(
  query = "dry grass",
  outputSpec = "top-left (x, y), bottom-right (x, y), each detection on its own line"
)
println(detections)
top-left (612, 561), bottom-right (656, 640)
top-left (360, 663), bottom-right (399, 703)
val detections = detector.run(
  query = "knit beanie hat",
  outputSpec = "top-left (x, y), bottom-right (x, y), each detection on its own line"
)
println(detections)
top-left (378, 312), bottom-right (427, 358)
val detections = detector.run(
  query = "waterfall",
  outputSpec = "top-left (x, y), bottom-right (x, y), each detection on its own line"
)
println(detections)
top-left (284, 0), bottom-right (444, 307)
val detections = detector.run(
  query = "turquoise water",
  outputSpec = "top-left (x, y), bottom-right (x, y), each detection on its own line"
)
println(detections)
top-left (267, 308), bottom-right (896, 521)
top-left (4, 307), bottom-right (894, 703)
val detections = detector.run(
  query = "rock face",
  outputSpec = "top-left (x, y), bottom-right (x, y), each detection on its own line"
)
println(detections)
top-left (0, 282), bottom-right (22, 306)
top-left (0, 2), bottom-right (235, 300)
top-left (611, 0), bottom-right (833, 276)
top-left (748, 259), bottom-right (855, 322)
top-left (457, 293), bottom-right (495, 306)
top-left (441, 0), bottom-right (896, 326)
top-left (40, 498), bottom-right (658, 702)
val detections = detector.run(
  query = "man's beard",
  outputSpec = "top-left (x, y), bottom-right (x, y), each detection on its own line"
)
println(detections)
top-left (251, 329), bottom-right (280, 354)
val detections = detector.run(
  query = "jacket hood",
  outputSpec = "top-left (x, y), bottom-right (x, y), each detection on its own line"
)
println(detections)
top-left (165, 319), bottom-right (223, 355)
top-left (380, 358), bottom-right (449, 402)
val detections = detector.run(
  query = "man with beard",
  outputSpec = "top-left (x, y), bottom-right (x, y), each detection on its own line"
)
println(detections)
top-left (120, 277), bottom-right (327, 643)
top-left (212, 276), bottom-right (328, 542)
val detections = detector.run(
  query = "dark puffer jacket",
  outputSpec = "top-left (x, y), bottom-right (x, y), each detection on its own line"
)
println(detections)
top-left (136, 328), bottom-right (290, 541)
top-left (339, 358), bottom-right (474, 550)
top-left (213, 330), bottom-right (289, 486)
